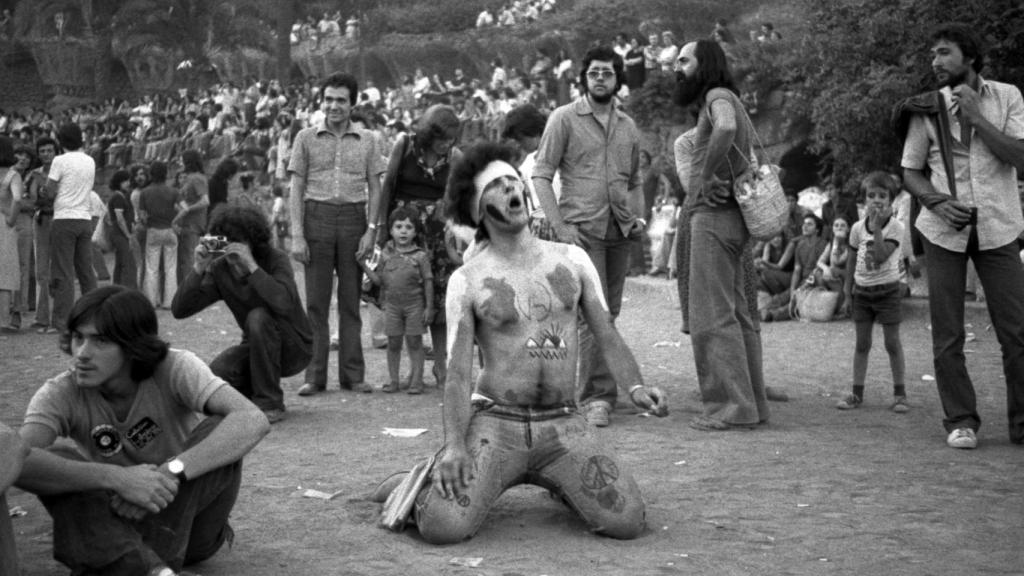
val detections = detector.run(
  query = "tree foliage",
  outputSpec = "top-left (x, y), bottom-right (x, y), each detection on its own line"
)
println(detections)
top-left (783, 0), bottom-right (1024, 182)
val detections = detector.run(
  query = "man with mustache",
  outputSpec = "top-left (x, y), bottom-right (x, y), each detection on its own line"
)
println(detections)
top-left (673, 39), bottom-right (771, 432)
top-left (901, 24), bottom-right (1024, 449)
top-left (532, 45), bottom-right (646, 428)
top-left (374, 142), bottom-right (668, 543)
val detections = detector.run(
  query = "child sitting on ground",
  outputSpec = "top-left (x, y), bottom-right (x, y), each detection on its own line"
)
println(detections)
top-left (837, 171), bottom-right (907, 413)
top-left (361, 206), bottom-right (434, 394)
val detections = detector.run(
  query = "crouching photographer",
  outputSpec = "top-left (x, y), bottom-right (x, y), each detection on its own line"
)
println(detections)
top-left (172, 204), bottom-right (313, 423)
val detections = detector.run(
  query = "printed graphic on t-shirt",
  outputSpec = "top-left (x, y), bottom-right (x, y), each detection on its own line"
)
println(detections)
top-left (91, 424), bottom-right (123, 457)
top-left (126, 417), bottom-right (163, 449)
top-left (862, 240), bottom-right (879, 271)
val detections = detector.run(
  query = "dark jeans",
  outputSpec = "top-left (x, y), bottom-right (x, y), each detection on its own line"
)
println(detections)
top-left (303, 201), bottom-right (366, 388)
top-left (110, 232), bottom-right (137, 290)
top-left (209, 308), bottom-right (312, 411)
top-left (578, 219), bottom-right (633, 408)
top-left (50, 219), bottom-right (96, 331)
top-left (414, 406), bottom-right (645, 544)
top-left (923, 234), bottom-right (1024, 442)
top-left (38, 417), bottom-right (241, 575)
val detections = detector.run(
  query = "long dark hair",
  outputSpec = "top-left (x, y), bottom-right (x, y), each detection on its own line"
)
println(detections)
top-left (65, 286), bottom-right (170, 381)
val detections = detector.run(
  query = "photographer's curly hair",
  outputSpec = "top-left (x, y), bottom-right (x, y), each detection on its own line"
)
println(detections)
top-left (208, 204), bottom-right (273, 260)
top-left (444, 141), bottom-right (519, 241)
top-left (65, 286), bottom-right (169, 382)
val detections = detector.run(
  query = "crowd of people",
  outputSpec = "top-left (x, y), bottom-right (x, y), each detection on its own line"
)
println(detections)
top-left (2, 17), bottom-right (1023, 576)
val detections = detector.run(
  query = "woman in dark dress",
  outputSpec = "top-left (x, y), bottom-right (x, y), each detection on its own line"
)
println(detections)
top-left (377, 105), bottom-right (462, 388)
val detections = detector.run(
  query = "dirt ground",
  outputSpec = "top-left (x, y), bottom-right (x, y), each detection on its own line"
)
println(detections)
top-left (2, 274), bottom-right (1022, 576)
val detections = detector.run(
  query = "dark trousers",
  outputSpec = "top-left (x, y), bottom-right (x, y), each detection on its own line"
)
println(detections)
top-left (38, 417), bottom-right (241, 575)
top-left (303, 201), bottom-right (366, 388)
top-left (110, 232), bottom-right (137, 289)
top-left (923, 234), bottom-right (1024, 442)
top-left (50, 219), bottom-right (96, 331)
top-left (578, 219), bottom-right (633, 408)
top-left (210, 308), bottom-right (312, 411)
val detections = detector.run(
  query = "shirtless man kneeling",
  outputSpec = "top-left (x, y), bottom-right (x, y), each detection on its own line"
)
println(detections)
top-left (375, 142), bottom-right (669, 544)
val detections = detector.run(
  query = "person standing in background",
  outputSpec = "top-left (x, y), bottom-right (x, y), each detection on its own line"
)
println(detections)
top-left (46, 123), bottom-right (97, 348)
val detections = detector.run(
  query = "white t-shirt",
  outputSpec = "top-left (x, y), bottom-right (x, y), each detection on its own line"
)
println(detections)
top-left (49, 150), bottom-right (95, 220)
top-left (849, 217), bottom-right (904, 287)
top-left (24, 349), bottom-right (226, 466)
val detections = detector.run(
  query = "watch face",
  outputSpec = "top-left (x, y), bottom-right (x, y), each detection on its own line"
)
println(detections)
top-left (168, 459), bottom-right (184, 474)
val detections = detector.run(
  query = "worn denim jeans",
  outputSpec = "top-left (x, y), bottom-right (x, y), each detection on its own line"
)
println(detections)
top-left (144, 227), bottom-right (178, 308)
top-left (414, 405), bottom-right (645, 544)
top-left (577, 220), bottom-right (634, 408)
top-left (50, 218), bottom-right (96, 331)
top-left (688, 208), bottom-right (769, 426)
top-left (37, 417), bottom-right (241, 575)
top-left (209, 308), bottom-right (312, 411)
top-left (923, 234), bottom-right (1024, 443)
top-left (303, 201), bottom-right (366, 388)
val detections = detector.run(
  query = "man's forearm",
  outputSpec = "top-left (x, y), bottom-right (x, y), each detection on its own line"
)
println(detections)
top-left (176, 411), bottom-right (268, 479)
top-left (289, 175), bottom-right (306, 240)
top-left (532, 177), bottom-right (564, 227)
top-left (16, 449), bottom-right (119, 495)
top-left (902, 168), bottom-right (949, 209)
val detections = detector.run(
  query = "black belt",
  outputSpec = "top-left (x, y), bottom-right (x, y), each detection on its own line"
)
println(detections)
top-left (478, 402), bottom-right (577, 422)
top-left (856, 281), bottom-right (900, 294)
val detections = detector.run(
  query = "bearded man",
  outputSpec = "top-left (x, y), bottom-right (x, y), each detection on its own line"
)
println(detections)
top-left (673, 39), bottom-right (771, 431)
top-left (532, 45), bottom-right (646, 428)
top-left (900, 24), bottom-right (1024, 449)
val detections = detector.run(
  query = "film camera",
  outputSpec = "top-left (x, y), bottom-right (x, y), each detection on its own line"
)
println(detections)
top-left (200, 235), bottom-right (229, 254)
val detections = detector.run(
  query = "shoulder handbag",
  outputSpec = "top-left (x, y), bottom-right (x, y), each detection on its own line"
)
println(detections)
top-left (728, 105), bottom-right (788, 241)
top-left (91, 211), bottom-right (112, 252)
top-left (793, 286), bottom-right (840, 322)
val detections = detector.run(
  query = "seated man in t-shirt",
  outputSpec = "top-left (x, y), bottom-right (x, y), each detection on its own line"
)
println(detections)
top-left (15, 285), bottom-right (271, 576)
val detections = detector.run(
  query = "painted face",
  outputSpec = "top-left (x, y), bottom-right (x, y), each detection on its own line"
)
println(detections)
top-left (677, 42), bottom-right (699, 78)
top-left (832, 217), bottom-right (850, 238)
top-left (322, 85), bottom-right (353, 128)
top-left (390, 217), bottom-right (417, 245)
top-left (864, 186), bottom-right (892, 211)
top-left (71, 322), bottom-right (130, 389)
top-left (584, 59), bottom-right (617, 102)
top-left (931, 39), bottom-right (972, 88)
top-left (480, 174), bottom-right (528, 229)
top-left (37, 144), bottom-right (56, 166)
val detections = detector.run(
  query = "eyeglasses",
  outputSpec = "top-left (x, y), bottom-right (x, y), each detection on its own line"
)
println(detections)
top-left (586, 70), bottom-right (616, 80)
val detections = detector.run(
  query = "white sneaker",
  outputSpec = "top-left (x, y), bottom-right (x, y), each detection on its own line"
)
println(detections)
top-left (946, 427), bottom-right (977, 449)
top-left (584, 401), bottom-right (612, 427)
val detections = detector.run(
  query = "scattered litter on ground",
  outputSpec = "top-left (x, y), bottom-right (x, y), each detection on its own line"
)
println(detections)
top-left (382, 428), bottom-right (428, 438)
top-left (301, 488), bottom-right (344, 500)
top-left (674, 460), bottom-right (686, 465)
top-left (965, 333), bottom-right (976, 343)
top-left (653, 340), bottom-right (681, 348)
top-left (921, 374), bottom-right (935, 381)
top-left (448, 557), bottom-right (483, 567)
top-left (8, 506), bottom-right (27, 518)
top-left (796, 503), bottom-right (810, 508)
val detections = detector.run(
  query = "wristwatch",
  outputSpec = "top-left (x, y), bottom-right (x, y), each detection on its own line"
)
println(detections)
top-left (166, 457), bottom-right (188, 483)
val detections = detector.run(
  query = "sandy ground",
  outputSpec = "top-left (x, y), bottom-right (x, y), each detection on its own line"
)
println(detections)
top-left (2, 274), bottom-right (1022, 576)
